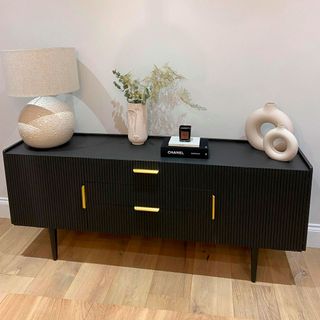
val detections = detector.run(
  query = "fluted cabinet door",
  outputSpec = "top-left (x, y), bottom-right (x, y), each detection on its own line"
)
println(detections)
top-left (213, 167), bottom-right (312, 250)
top-left (4, 155), bottom-right (88, 231)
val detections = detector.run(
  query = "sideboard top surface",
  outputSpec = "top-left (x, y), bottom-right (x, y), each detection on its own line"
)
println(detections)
top-left (3, 133), bottom-right (311, 171)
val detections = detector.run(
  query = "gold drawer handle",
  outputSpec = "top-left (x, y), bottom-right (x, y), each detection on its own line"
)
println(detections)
top-left (134, 206), bottom-right (160, 213)
top-left (81, 185), bottom-right (86, 209)
top-left (133, 169), bottom-right (159, 175)
top-left (212, 195), bottom-right (215, 220)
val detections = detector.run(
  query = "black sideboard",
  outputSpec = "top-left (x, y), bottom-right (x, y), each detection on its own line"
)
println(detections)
top-left (3, 134), bottom-right (313, 282)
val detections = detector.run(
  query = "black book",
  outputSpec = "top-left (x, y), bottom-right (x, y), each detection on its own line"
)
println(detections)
top-left (161, 137), bottom-right (209, 159)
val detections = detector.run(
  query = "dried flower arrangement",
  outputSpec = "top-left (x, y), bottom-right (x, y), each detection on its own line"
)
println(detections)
top-left (112, 70), bottom-right (150, 104)
top-left (112, 64), bottom-right (205, 110)
top-left (112, 64), bottom-right (205, 135)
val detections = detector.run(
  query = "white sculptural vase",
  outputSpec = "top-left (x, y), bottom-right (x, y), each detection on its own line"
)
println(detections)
top-left (245, 102), bottom-right (294, 150)
top-left (263, 125), bottom-right (299, 162)
top-left (127, 103), bottom-right (148, 145)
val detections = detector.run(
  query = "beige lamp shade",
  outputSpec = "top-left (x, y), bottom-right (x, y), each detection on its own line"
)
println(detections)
top-left (1, 47), bottom-right (79, 97)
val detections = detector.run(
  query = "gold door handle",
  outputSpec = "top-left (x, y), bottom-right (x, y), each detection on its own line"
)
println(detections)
top-left (212, 195), bottom-right (215, 220)
top-left (81, 185), bottom-right (86, 209)
top-left (134, 206), bottom-right (160, 213)
top-left (133, 169), bottom-right (159, 175)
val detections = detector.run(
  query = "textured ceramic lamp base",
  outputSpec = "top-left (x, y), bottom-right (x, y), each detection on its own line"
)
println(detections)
top-left (18, 96), bottom-right (74, 148)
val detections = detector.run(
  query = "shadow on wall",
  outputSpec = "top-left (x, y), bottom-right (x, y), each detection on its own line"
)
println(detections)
top-left (75, 61), bottom-right (127, 133)
top-left (110, 1), bottom-right (208, 136)
top-left (74, 0), bottom-right (209, 136)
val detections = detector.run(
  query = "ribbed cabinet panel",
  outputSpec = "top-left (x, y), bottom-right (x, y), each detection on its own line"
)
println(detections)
top-left (4, 155), bottom-right (88, 231)
top-left (212, 167), bottom-right (312, 250)
top-left (3, 135), bottom-right (313, 252)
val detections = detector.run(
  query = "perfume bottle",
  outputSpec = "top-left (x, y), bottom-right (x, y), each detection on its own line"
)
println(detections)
top-left (179, 125), bottom-right (191, 142)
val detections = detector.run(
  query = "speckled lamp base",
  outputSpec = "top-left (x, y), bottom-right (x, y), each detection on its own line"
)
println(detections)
top-left (18, 96), bottom-right (74, 148)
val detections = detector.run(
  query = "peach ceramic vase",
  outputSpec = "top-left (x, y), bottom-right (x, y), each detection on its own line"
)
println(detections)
top-left (127, 103), bottom-right (148, 145)
top-left (245, 102), bottom-right (294, 150)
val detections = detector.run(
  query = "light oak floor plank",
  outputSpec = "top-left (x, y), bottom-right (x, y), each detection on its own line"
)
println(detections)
top-left (0, 274), bottom-right (34, 294)
top-left (64, 263), bottom-right (118, 303)
top-left (86, 302), bottom-right (241, 320)
top-left (155, 240), bottom-right (195, 274)
top-left (86, 303), bottom-right (151, 320)
top-left (0, 252), bottom-right (16, 272)
top-left (251, 283), bottom-right (281, 320)
top-left (0, 294), bottom-right (92, 320)
top-left (0, 294), bottom-right (243, 320)
top-left (0, 255), bottom-right (47, 277)
top-left (266, 250), bottom-right (295, 285)
top-left (119, 236), bottom-right (163, 270)
top-left (25, 260), bottom-right (81, 298)
top-left (190, 275), bottom-right (233, 317)
top-left (0, 218), bottom-right (12, 238)
top-left (286, 251), bottom-right (320, 320)
top-left (31, 295), bottom-right (92, 320)
top-left (193, 243), bottom-right (232, 279)
top-left (0, 293), bottom-right (42, 320)
top-left (146, 270), bottom-right (193, 313)
top-left (0, 225), bottom-right (41, 255)
top-left (103, 266), bottom-right (154, 307)
top-left (303, 248), bottom-right (320, 298)
top-left (232, 280), bottom-right (260, 319)
top-left (274, 284), bottom-right (305, 320)
top-left (0, 292), bottom-right (7, 304)
top-left (0, 220), bottom-right (319, 320)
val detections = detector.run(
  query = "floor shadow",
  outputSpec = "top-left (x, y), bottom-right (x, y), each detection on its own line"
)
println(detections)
top-left (22, 229), bottom-right (294, 285)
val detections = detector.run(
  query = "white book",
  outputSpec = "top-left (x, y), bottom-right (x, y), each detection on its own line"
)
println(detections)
top-left (168, 136), bottom-right (200, 148)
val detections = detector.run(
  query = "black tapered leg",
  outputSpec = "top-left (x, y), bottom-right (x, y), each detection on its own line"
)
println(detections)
top-left (251, 247), bottom-right (259, 282)
top-left (49, 228), bottom-right (58, 260)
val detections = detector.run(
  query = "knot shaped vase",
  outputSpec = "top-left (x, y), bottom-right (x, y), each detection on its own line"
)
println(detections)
top-left (263, 125), bottom-right (298, 162)
top-left (245, 102), bottom-right (294, 150)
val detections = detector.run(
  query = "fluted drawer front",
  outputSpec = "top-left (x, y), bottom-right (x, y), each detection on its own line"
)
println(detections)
top-left (80, 159), bottom-right (216, 191)
top-left (85, 179), bottom-right (215, 210)
top-left (126, 187), bottom-right (214, 211)
top-left (86, 205), bottom-right (163, 237)
top-left (85, 182), bottom-right (130, 207)
top-left (85, 183), bottom-right (215, 241)
top-left (85, 204), bottom-right (215, 242)
top-left (82, 159), bottom-right (160, 187)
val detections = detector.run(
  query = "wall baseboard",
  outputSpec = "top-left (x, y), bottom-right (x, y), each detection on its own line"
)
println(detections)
top-left (1, 196), bottom-right (320, 248)
top-left (307, 223), bottom-right (320, 248)
top-left (0, 197), bottom-right (10, 218)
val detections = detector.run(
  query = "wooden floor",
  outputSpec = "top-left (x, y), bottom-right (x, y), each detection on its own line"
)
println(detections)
top-left (0, 218), bottom-right (319, 319)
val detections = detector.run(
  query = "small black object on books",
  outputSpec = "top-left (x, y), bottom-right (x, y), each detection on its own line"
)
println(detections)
top-left (161, 137), bottom-right (209, 159)
top-left (179, 125), bottom-right (191, 142)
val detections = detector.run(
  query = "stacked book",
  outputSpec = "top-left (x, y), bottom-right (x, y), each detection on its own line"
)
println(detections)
top-left (161, 136), bottom-right (209, 159)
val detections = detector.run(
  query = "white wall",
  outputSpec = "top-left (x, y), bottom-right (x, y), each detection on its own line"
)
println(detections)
top-left (0, 0), bottom-right (319, 226)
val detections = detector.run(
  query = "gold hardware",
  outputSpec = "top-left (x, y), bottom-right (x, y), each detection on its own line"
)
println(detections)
top-left (134, 206), bottom-right (160, 213)
top-left (212, 195), bottom-right (215, 220)
top-left (81, 185), bottom-right (86, 209)
top-left (133, 169), bottom-right (159, 175)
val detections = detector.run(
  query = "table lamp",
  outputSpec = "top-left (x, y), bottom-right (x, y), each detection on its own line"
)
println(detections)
top-left (1, 47), bottom-right (79, 148)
